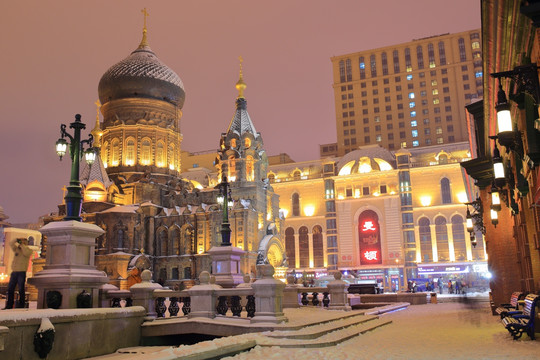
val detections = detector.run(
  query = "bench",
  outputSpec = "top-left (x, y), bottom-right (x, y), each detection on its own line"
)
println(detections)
top-left (501, 294), bottom-right (539, 340)
top-left (495, 291), bottom-right (524, 319)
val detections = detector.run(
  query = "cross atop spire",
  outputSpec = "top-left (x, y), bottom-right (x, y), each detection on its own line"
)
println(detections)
top-left (236, 56), bottom-right (247, 98)
top-left (138, 8), bottom-right (150, 48)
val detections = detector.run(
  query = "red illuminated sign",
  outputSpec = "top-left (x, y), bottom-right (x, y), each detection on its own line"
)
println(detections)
top-left (361, 220), bottom-right (376, 231)
top-left (363, 250), bottom-right (379, 261)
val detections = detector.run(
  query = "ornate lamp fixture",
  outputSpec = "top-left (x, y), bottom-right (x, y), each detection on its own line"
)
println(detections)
top-left (465, 197), bottom-right (485, 247)
top-left (55, 114), bottom-right (94, 221)
top-left (216, 175), bottom-right (232, 246)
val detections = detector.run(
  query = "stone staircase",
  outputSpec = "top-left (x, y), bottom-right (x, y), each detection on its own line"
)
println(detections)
top-left (258, 313), bottom-right (392, 348)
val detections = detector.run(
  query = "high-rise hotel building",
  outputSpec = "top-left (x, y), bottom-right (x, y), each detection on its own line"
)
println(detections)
top-left (328, 30), bottom-right (482, 156)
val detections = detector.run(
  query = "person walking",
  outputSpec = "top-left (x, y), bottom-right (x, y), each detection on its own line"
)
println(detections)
top-left (3, 238), bottom-right (33, 309)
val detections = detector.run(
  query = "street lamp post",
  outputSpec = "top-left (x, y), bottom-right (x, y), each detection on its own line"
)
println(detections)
top-left (217, 175), bottom-right (232, 246)
top-left (55, 114), bottom-right (94, 221)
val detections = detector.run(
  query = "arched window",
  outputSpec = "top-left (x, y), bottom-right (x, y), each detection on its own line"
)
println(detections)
top-left (268, 173), bottom-right (275, 183)
top-left (451, 215), bottom-right (466, 260)
top-left (246, 155), bottom-right (254, 181)
top-left (393, 50), bottom-right (400, 73)
top-left (156, 142), bottom-right (165, 167)
top-left (345, 59), bottom-right (352, 81)
top-left (441, 177), bottom-right (451, 204)
top-left (438, 154), bottom-right (448, 164)
top-left (339, 60), bottom-right (345, 83)
top-left (126, 138), bottom-right (135, 166)
top-left (244, 137), bottom-right (251, 148)
top-left (171, 227), bottom-right (180, 255)
top-left (111, 139), bottom-right (120, 166)
top-left (381, 52), bottom-right (388, 75)
top-left (285, 227), bottom-right (296, 268)
top-left (158, 229), bottom-right (168, 256)
top-left (141, 139), bottom-right (151, 165)
top-left (230, 138), bottom-right (237, 148)
top-left (299, 226), bottom-right (309, 268)
top-left (293, 170), bottom-right (301, 180)
top-left (419, 217), bottom-right (432, 262)
top-left (438, 41), bottom-right (447, 65)
top-left (228, 155), bottom-right (236, 180)
top-left (358, 210), bottom-right (382, 265)
top-left (292, 193), bottom-right (300, 216)
top-left (416, 46), bottom-right (424, 69)
top-left (102, 141), bottom-right (109, 166)
top-left (370, 54), bottom-right (377, 77)
top-left (169, 144), bottom-right (175, 170)
top-left (312, 225), bottom-right (324, 268)
top-left (359, 56), bottom-right (366, 79)
top-left (458, 38), bottom-right (466, 61)
top-left (435, 216), bottom-right (449, 261)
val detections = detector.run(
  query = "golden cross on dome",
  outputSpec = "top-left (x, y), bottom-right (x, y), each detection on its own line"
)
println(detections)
top-left (236, 56), bottom-right (246, 98)
top-left (239, 56), bottom-right (244, 77)
top-left (141, 8), bottom-right (149, 30)
top-left (138, 8), bottom-right (150, 48)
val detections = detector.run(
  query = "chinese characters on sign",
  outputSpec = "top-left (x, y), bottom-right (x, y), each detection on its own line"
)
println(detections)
top-left (358, 211), bottom-right (382, 265)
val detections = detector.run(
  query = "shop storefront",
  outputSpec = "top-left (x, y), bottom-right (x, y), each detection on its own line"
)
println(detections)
top-left (417, 262), bottom-right (490, 292)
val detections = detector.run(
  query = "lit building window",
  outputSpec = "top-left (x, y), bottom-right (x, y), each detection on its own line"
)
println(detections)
top-left (408, 92), bottom-right (415, 99)
top-left (111, 139), bottom-right (120, 166)
top-left (407, 74), bottom-right (413, 80)
top-left (435, 216), bottom-right (449, 261)
top-left (412, 130), bottom-right (418, 138)
top-left (292, 193), bottom-right (300, 216)
top-left (126, 138), bottom-right (135, 166)
top-left (412, 140), bottom-right (419, 147)
top-left (141, 139), bottom-right (151, 165)
top-left (441, 177), bottom-right (451, 204)
top-left (285, 227), bottom-right (296, 268)
top-left (156, 142), bottom-right (165, 167)
top-left (419, 217), bottom-right (433, 262)
top-left (299, 226), bottom-right (309, 268)
top-left (410, 111), bottom-right (416, 117)
top-left (409, 102), bottom-right (416, 108)
top-left (411, 120), bottom-right (417, 127)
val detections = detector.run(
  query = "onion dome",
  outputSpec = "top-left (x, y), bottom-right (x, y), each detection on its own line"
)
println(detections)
top-left (98, 27), bottom-right (185, 108)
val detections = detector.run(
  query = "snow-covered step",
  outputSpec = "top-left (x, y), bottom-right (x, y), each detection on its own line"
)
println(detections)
top-left (257, 318), bottom-right (393, 348)
top-left (265, 314), bottom-right (379, 340)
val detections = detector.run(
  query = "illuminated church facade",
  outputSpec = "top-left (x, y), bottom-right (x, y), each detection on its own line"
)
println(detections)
top-left (44, 23), bottom-right (286, 288)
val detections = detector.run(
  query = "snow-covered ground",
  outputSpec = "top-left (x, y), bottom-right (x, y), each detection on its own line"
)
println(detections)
top-left (225, 300), bottom-right (539, 360)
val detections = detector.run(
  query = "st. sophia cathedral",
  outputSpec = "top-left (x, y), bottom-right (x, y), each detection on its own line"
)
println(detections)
top-left (42, 16), bottom-right (287, 289)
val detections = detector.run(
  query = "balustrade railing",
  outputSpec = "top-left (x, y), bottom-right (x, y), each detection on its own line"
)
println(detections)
top-left (214, 288), bottom-right (256, 318)
top-left (153, 290), bottom-right (191, 318)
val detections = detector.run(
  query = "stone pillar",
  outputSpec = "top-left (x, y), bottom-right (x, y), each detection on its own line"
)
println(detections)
top-left (250, 264), bottom-right (288, 324)
top-left (283, 274), bottom-right (301, 308)
top-left (130, 270), bottom-right (162, 320)
top-left (327, 272), bottom-right (351, 311)
top-left (187, 271), bottom-right (222, 319)
top-left (28, 221), bottom-right (109, 309)
top-left (208, 246), bottom-right (245, 288)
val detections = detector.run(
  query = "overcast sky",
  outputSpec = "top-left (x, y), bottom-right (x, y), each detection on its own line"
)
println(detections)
top-left (0, 0), bottom-right (480, 224)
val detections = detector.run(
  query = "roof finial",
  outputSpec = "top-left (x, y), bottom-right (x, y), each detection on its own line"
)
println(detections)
top-left (138, 8), bottom-right (150, 48)
top-left (91, 100), bottom-right (103, 149)
top-left (235, 56), bottom-right (247, 98)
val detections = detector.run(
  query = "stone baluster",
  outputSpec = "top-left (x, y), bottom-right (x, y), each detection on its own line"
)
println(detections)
top-left (326, 271), bottom-right (351, 311)
top-left (129, 270), bottom-right (163, 320)
top-left (187, 271), bottom-right (222, 319)
top-left (283, 274), bottom-right (301, 308)
top-left (250, 264), bottom-right (288, 324)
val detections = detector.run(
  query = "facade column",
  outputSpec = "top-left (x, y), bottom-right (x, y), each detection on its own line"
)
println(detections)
top-left (413, 224), bottom-right (421, 263)
top-left (463, 222), bottom-right (472, 261)
top-left (446, 222), bottom-right (455, 262)
top-left (429, 223), bottom-right (437, 262)
top-left (294, 233), bottom-right (299, 269)
top-left (308, 230), bottom-right (314, 268)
